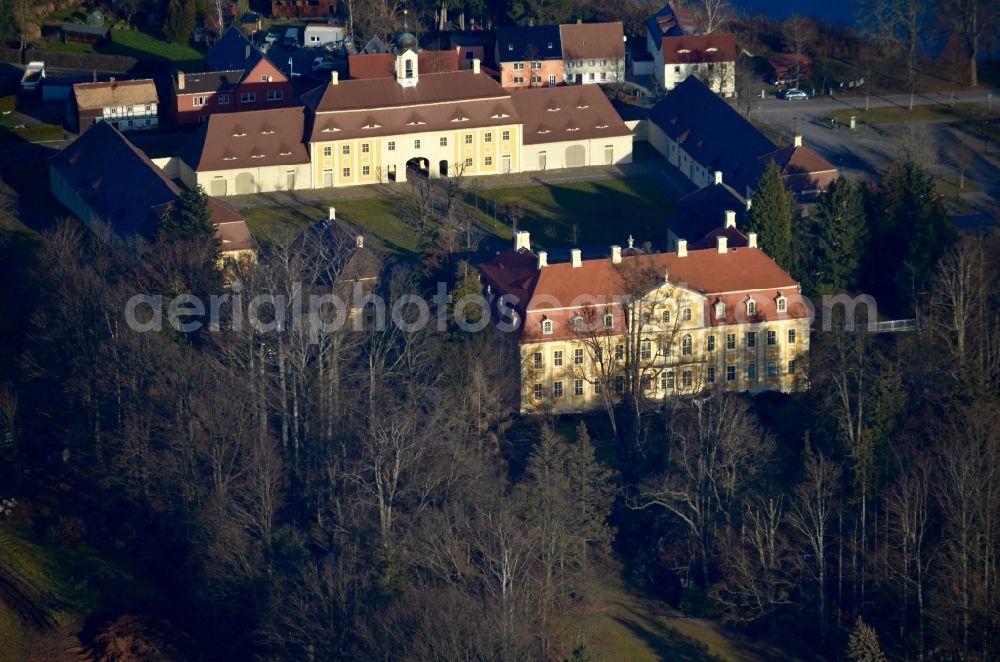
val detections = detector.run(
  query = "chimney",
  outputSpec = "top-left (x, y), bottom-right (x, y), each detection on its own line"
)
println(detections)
top-left (748, 232), bottom-right (758, 248)
top-left (677, 239), bottom-right (687, 257)
top-left (331, 70), bottom-right (339, 84)
top-left (577, 17), bottom-right (582, 24)
top-left (176, 70), bottom-right (185, 91)
top-left (717, 236), bottom-right (728, 254)
top-left (356, 235), bottom-right (364, 248)
top-left (724, 209), bottom-right (736, 228)
top-left (514, 230), bottom-right (530, 251)
top-left (328, 206), bottom-right (336, 220)
top-left (611, 244), bottom-right (621, 264)
top-left (245, 44), bottom-right (251, 60)
top-left (714, 170), bottom-right (723, 185)
top-left (472, 58), bottom-right (481, 74)
top-left (571, 248), bottom-right (582, 268)
top-left (537, 251), bottom-right (548, 269)
top-left (793, 134), bottom-right (802, 148)
top-left (746, 198), bottom-right (753, 211)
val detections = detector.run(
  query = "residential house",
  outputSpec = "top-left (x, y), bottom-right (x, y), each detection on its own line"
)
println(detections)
top-left (480, 230), bottom-right (810, 414)
top-left (179, 106), bottom-right (312, 195)
top-left (646, 2), bottom-right (699, 40)
top-left (559, 21), bottom-right (625, 85)
top-left (451, 34), bottom-right (488, 70)
top-left (49, 122), bottom-right (255, 261)
top-left (70, 78), bottom-right (158, 133)
top-left (272, 0), bottom-right (336, 19)
top-left (172, 26), bottom-right (293, 125)
top-left (494, 25), bottom-right (564, 88)
top-left (656, 32), bottom-right (737, 95)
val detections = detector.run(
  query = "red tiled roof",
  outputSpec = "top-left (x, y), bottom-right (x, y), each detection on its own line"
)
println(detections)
top-left (759, 144), bottom-right (837, 177)
top-left (348, 50), bottom-right (460, 79)
top-left (660, 33), bottom-right (737, 64)
top-left (303, 69), bottom-right (509, 113)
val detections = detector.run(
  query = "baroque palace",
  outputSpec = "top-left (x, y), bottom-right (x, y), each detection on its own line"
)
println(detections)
top-left (480, 225), bottom-right (811, 414)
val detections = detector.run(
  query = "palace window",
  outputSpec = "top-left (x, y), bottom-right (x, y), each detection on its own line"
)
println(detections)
top-left (323, 146), bottom-right (331, 156)
top-left (641, 375), bottom-right (652, 392)
top-left (777, 295), bottom-right (787, 312)
top-left (640, 340), bottom-right (651, 360)
top-left (362, 165), bottom-right (370, 176)
top-left (767, 330), bottom-right (776, 346)
top-left (465, 134), bottom-right (473, 144)
top-left (715, 301), bottom-right (725, 318)
top-left (747, 299), bottom-right (756, 316)
top-left (533, 352), bottom-right (542, 369)
top-left (615, 344), bottom-right (624, 361)
top-left (502, 130), bottom-right (511, 141)
top-left (554, 350), bottom-right (563, 367)
top-left (362, 143), bottom-right (370, 153)
top-left (726, 333), bottom-right (736, 350)
top-left (767, 361), bottom-right (778, 378)
top-left (388, 141), bottom-right (396, 151)
top-left (707, 335), bottom-right (716, 351)
top-left (342, 145), bottom-right (350, 155)
top-left (682, 307), bottom-right (692, 321)
top-left (788, 359), bottom-right (797, 375)
top-left (662, 310), bottom-right (671, 324)
top-left (553, 381), bottom-right (564, 398)
top-left (681, 334), bottom-right (693, 356)
top-left (574, 348), bottom-right (584, 364)
top-left (574, 379), bottom-right (584, 396)
top-left (682, 371), bottom-right (692, 388)
top-left (534, 383), bottom-right (543, 399)
top-left (542, 319), bottom-right (553, 335)
top-left (603, 314), bottom-right (614, 329)
top-left (485, 132), bottom-right (492, 142)
top-left (707, 366), bottom-right (716, 383)
top-left (788, 329), bottom-right (796, 344)
top-left (747, 363), bottom-right (757, 380)
top-left (726, 365), bottom-right (736, 381)
top-left (342, 167), bottom-right (350, 178)
top-left (747, 331), bottom-right (757, 348)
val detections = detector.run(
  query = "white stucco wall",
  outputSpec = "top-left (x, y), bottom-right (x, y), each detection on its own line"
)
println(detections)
top-left (519, 135), bottom-right (632, 172)
top-left (196, 163), bottom-right (313, 196)
top-left (662, 62), bottom-right (735, 96)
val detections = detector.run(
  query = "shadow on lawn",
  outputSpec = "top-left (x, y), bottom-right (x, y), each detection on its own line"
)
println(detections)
top-left (609, 611), bottom-right (722, 662)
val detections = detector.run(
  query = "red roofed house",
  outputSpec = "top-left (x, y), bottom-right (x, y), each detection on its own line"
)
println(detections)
top-left (654, 32), bottom-right (737, 96)
top-left (480, 230), bottom-right (810, 413)
top-left (172, 26), bottom-right (293, 125)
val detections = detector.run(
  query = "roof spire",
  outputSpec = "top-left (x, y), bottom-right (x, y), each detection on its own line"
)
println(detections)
top-left (627, 234), bottom-right (634, 249)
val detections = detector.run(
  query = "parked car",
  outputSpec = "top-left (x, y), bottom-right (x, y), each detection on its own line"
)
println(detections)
top-left (312, 57), bottom-right (337, 71)
top-left (782, 88), bottom-right (810, 100)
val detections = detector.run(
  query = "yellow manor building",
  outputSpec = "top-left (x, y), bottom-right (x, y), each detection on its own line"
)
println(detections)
top-left (179, 38), bottom-right (633, 195)
top-left (480, 229), bottom-right (811, 414)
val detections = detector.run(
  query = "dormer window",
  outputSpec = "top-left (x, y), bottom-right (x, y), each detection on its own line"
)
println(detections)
top-left (714, 301), bottom-right (725, 318)
top-left (222, 155), bottom-right (237, 161)
top-left (537, 128), bottom-right (551, 134)
top-left (508, 44), bottom-right (513, 51)
top-left (251, 153), bottom-right (264, 159)
top-left (572, 315), bottom-right (584, 332)
top-left (776, 295), bottom-right (787, 313)
top-left (542, 319), bottom-right (553, 335)
top-left (261, 128), bottom-right (275, 135)
top-left (451, 116), bottom-right (469, 122)
top-left (746, 299), bottom-right (756, 317)
top-left (547, 106), bottom-right (560, 112)
top-left (678, 48), bottom-right (691, 54)
top-left (364, 122), bottom-right (380, 129)
top-left (279, 150), bottom-right (292, 156)
top-left (547, 42), bottom-right (553, 48)
top-left (321, 126), bottom-right (340, 133)
top-left (596, 122), bottom-right (609, 129)
top-left (577, 103), bottom-right (590, 109)
top-left (603, 314), bottom-right (614, 329)
top-left (567, 126), bottom-right (579, 132)
top-left (706, 47), bottom-right (718, 53)
top-left (232, 130), bottom-right (246, 137)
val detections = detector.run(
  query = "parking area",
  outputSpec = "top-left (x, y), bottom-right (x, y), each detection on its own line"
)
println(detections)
top-left (252, 27), bottom-right (348, 95)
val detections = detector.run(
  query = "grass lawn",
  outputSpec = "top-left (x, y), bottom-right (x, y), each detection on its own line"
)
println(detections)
top-left (241, 196), bottom-right (424, 256)
top-left (0, 125), bottom-right (65, 145)
top-left (474, 177), bottom-right (676, 249)
top-left (833, 102), bottom-right (998, 125)
top-left (935, 176), bottom-right (982, 195)
top-left (552, 560), bottom-right (771, 662)
top-left (43, 27), bottom-right (204, 70)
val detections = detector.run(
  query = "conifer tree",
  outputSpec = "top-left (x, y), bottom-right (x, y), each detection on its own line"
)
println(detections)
top-left (567, 421), bottom-right (616, 560)
top-left (809, 178), bottom-right (867, 293)
top-left (163, 0), bottom-right (196, 45)
top-left (746, 162), bottom-right (793, 270)
top-left (161, 185), bottom-right (214, 242)
top-left (847, 616), bottom-right (887, 662)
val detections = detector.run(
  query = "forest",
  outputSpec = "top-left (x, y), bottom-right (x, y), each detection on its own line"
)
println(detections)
top-left (0, 148), bottom-right (997, 660)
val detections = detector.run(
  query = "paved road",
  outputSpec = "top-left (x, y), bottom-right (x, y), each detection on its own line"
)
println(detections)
top-left (757, 88), bottom-right (998, 119)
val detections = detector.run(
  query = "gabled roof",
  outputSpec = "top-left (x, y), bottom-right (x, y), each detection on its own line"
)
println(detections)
top-left (73, 79), bottom-right (158, 110)
top-left (668, 180), bottom-right (748, 243)
top-left (49, 122), bottom-right (180, 236)
top-left (204, 26), bottom-right (265, 74)
top-left (648, 76), bottom-right (776, 193)
top-left (496, 25), bottom-right (562, 62)
top-left (511, 85), bottom-right (631, 145)
top-left (63, 23), bottom-right (110, 36)
top-left (559, 22), bottom-right (625, 61)
top-left (660, 33), bottom-right (737, 64)
top-left (646, 2), bottom-right (699, 41)
top-left (183, 106), bottom-right (310, 171)
top-left (689, 225), bottom-right (748, 250)
top-left (303, 69), bottom-right (509, 113)
top-left (51, 122), bottom-right (253, 250)
top-left (758, 143), bottom-right (838, 178)
top-left (174, 70), bottom-right (244, 95)
top-left (347, 50), bottom-right (460, 79)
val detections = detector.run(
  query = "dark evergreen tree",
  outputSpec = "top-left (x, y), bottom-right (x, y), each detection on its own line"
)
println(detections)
top-left (163, 0), bottom-right (196, 45)
top-left (746, 162), bottom-right (793, 271)
top-left (161, 185), bottom-right (214, 242)
top-left (808, 178), bottom-right (867, 293)
top-left (863, 161), bottom-right (956, 304)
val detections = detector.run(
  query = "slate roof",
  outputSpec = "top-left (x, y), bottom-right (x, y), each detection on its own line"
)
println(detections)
top-left (646, 2), bottom-right (698, 41)
top-left (647, 75), bottom-right (776, 193)
top-left (495, 25), bottom-right (563, 62)
top-left (668, 180), bottom-right (748, 244)
top-left (49, 121), bottom-right (180, 236)
top-left (204, 26), bottom-right (265, 74)
top-left (174, 70), bottom-right (244, 95)
top-left (511, 85), bottom-right (631, 146)
top-left (50, 122), bottom-right (254, 250)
